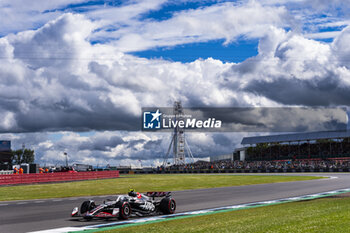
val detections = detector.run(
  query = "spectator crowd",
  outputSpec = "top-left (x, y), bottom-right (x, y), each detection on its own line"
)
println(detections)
top-left (246, 139), bottom-right (350, 161)
top-left (168, 159), bottom-right (350, 171)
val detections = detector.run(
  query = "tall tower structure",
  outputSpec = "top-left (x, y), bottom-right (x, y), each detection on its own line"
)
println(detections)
top-left (163, 101), bottom-right (194, 166)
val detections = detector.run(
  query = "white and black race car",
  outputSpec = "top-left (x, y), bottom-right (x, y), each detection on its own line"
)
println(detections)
top-left (71, 189), bottom-right (176, 220)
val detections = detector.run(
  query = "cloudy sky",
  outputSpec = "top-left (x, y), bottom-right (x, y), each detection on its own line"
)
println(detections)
top-left (1, 0), bottom-right (350, 167)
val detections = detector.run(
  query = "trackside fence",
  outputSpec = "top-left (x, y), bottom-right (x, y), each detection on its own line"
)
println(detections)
top-left (0, 170), bottom-right (13, 175)
top-left (0, 171), bottom-right (119, 186)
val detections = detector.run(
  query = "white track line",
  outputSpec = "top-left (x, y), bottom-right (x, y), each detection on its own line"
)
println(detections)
top-left (34, 201), bottom-right (45, 203)
top-left (16, 202), bottom-right (27, 205)
top-left (29, 227), bottom-right (90, 233)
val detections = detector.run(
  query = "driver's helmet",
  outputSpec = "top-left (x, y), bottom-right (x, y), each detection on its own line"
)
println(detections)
top-left (128, 188), bottom-right (141, 199)
top-left (128, 188), bottom-right (137, 197)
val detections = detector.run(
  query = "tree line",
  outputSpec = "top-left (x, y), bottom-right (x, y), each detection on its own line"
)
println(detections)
top-left (11, 149), bottom-right (35, 164)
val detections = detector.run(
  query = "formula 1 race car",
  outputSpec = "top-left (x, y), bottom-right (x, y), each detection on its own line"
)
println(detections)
top-left (71, 189), bottom-right (176, 220)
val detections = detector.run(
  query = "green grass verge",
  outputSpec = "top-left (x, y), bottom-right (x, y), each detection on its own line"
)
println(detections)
top-left (101, 196), bottom-right (350, 233)
top-left (0, 174), bottom-right (322, 201)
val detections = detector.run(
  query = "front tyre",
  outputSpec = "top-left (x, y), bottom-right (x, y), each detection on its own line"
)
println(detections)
top-left (119, 202), bottom-right (131, 220)
top-left (160, 198), bottom-right (176, 214)
top-left (80, 200), bottom-right (96, 214)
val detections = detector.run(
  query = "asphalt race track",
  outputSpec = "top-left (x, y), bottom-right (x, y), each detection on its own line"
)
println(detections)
top-left (1, 173), bottom-right (350, 233)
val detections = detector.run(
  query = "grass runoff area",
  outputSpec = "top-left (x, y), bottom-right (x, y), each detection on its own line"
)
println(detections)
top-left (100, 195), bottom-right (350, 233)
top-left (0, 174), bottom-right (322, 201)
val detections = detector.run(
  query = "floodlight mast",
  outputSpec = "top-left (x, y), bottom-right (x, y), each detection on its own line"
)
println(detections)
top-left (163, 101), bottom-right (194, 166)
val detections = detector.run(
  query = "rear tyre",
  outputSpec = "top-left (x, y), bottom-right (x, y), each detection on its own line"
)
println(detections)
top-left (160, 198), bottom-right (176, 214)
top-left (119, 202), bottom-right (131, 220)
top-left (80, 201), bottom-right (96, 214)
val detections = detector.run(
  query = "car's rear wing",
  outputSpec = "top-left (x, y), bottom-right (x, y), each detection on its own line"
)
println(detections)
top-left (145, 192), bottom-right (171, 198)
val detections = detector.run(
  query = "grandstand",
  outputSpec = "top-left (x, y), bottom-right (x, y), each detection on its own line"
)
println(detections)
top-left (162, 131), bottom-right (350, 172)
top-left (241, 131), bottom-right (350, 161)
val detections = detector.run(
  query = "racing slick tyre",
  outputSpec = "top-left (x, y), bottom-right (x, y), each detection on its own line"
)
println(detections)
top-left (80, 201), bottom-right (96, 214)
top-left (160, 197), bottom-right (176, 214)
top-left (119, 202), bottom-right (131, 220)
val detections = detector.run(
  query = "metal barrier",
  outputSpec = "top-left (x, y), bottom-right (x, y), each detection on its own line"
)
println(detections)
top-left (0, 170), bottom-right (13, 175)
top-left (0, 170), bottom-right (119, 186)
